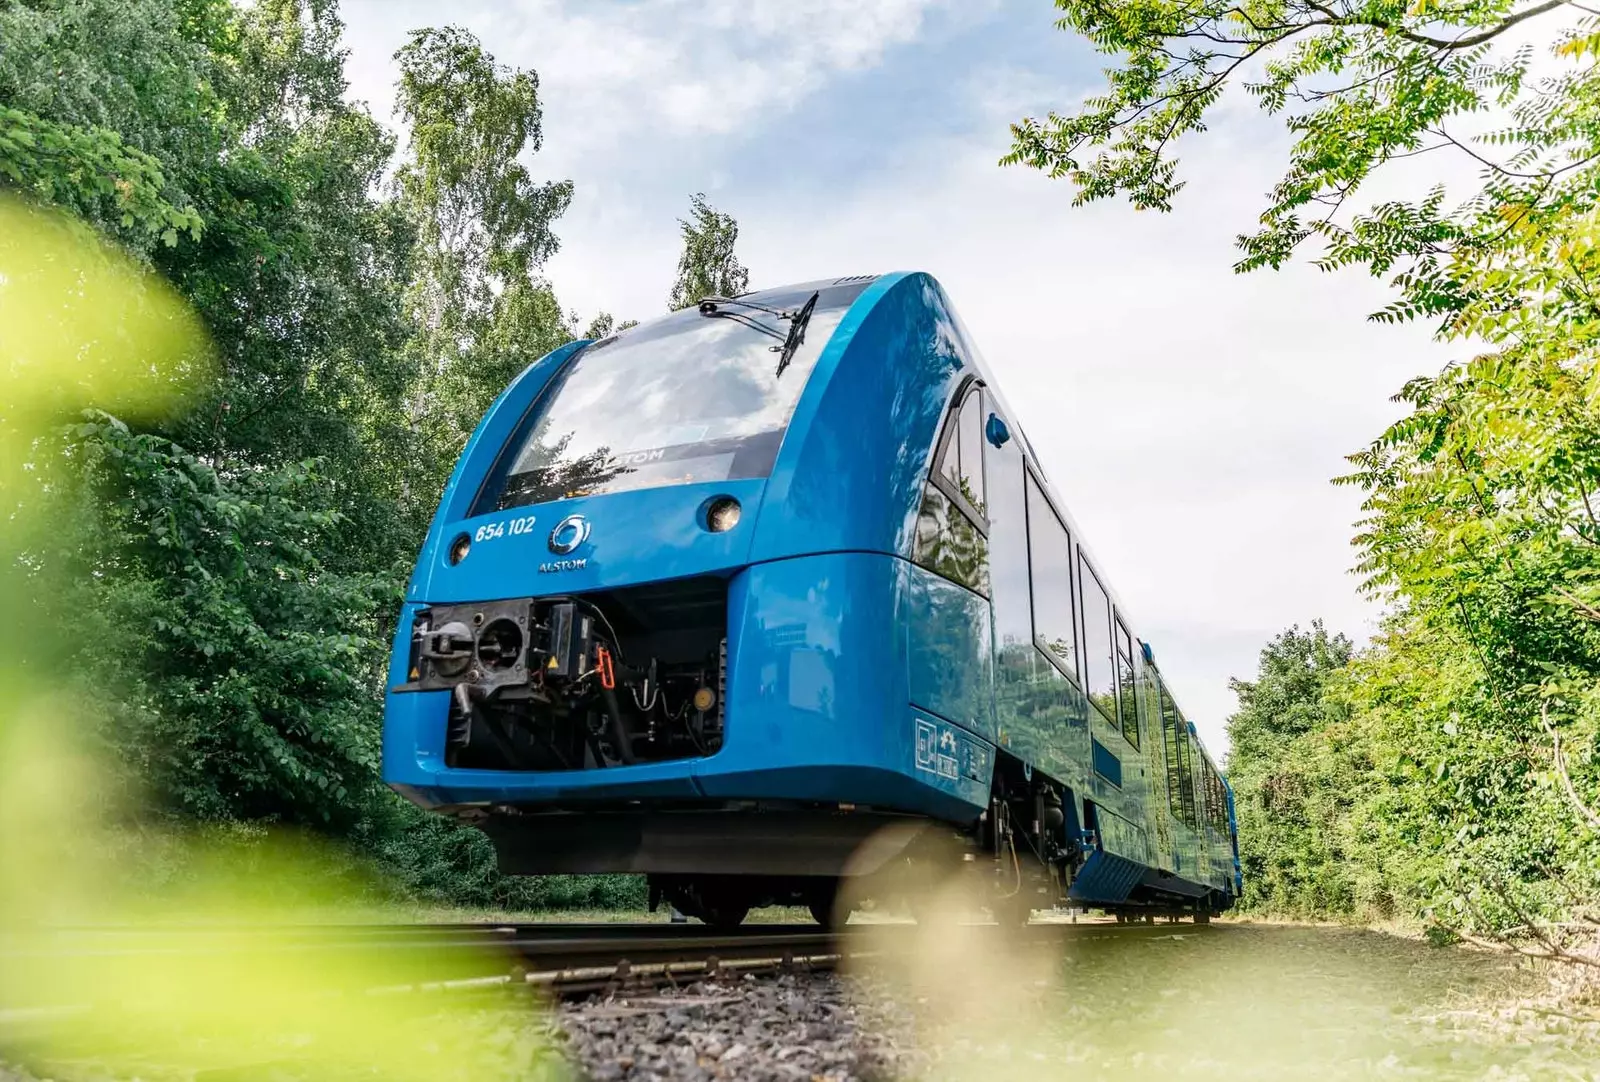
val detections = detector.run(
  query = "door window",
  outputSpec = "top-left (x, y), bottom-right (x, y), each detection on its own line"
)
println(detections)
top-left (913, 382), bottom-right (989, 594)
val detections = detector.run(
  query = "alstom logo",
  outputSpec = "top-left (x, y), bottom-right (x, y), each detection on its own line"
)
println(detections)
top-left (538, 558), bottom-right (587, 573)
top-left (547, 514), bottom-right (590, 555)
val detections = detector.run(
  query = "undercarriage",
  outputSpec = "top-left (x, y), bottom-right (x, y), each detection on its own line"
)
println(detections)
top-left (464, 762), bottom-right (1229, 928)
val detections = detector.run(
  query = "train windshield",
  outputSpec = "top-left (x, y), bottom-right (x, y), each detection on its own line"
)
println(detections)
top-left (480, 286), bottom-right (855, 510)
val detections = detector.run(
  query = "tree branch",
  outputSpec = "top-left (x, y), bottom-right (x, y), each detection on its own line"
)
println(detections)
top-left (1486, 874), bottom-right (1600, 968)
top-left (1432, 127), bottom-right (1600, 182)
top-left (1532, 860), bottom-right (1600, 923)
top-left (1306, 0), bottom-right (1568, 50)
top-left (1540, 700), bottom-right (1600, 833)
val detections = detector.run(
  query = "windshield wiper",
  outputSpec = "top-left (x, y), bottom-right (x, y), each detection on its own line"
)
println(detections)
top-left (773, 291), bottom-right (818, 378)
top-left (697, 297), bottom-right (787, 342)
top-left (697, 291), bottom-right (821, 376)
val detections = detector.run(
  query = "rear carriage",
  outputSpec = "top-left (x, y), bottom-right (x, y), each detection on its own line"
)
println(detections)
top-left (384, 272), bottom-right (1240, 925)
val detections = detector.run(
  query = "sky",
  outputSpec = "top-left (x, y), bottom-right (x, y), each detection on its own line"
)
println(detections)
top-left (339, 0), bottom-right (1457, 755)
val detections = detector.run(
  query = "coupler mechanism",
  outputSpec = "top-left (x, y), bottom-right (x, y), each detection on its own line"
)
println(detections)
top-left (397, 594), bottom-right (724, 772)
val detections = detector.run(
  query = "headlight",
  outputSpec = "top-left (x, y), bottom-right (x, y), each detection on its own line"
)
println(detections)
top-left (705, 496), bottom-right (741, 533)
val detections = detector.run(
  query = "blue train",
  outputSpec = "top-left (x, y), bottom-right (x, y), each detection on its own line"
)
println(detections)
top-left (384, 272), bottom-right (1240, 926)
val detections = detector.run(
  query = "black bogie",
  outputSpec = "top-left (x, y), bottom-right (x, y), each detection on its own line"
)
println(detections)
top-left (649, 873), bottom-right (838, 929)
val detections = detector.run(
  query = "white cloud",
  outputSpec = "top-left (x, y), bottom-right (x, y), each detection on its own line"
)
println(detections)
top-left (342, 0), bottom-right (961, 161)
top-left (339, 0), bottom-right (969, 311)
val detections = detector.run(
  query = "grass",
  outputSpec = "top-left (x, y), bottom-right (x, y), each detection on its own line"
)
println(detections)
top-left (844, 920), bottom-right (1600, 1080)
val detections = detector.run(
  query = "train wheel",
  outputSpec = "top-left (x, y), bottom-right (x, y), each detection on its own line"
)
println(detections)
top-left (698, 901), bottom-right (751, 930)
top-left (804, 877), bottom-right (842, 930)
top-left (987, 888), bottom-right (1035, 927)
top-left (656, 876), bottom-right (751, 930)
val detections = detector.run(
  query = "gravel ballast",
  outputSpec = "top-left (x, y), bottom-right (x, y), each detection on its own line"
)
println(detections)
top-left (558, 971), bottom-right (922, 1082)
top-left (551, 924), bottom-right (1600, 1082)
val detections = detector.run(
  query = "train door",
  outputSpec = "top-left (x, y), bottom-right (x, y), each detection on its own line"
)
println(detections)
top-left (906, 378), bottom-right (996, 741)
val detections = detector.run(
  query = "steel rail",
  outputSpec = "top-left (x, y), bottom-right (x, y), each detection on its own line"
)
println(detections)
top-left (4, 920), bottom-right (1211, 1001)
top-left (405, 925), bottom-right (852, 998)
top-left (2, 923), bottom-right (853, 1001)
top-left (5, 921), bottom-right (833, 956)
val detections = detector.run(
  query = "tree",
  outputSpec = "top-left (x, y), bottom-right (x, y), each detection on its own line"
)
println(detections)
top-left (394, 25), bottom-right (574, 499)
top-left (0, 0), bottom-right (216, 254)
top-left (46, 414), bottom-right (391, 828)
top-left (1225, 624), bottom-right (1358, 915)
top-left (1227, 622), bottom-right (1353, 762)
top-left (578, 312), bottom-right (639, 340)
top-left (1014, 0), bottom-right (1600, 941)
top-left (1004, 0), bottom-right (1596, 277)
top-left (1, 1), bottom-right (641, 908)
top-left (582, 312), bottom-right (617, 341)
top-left (668, 192), bottom-right (749, 310)
top-left (2, 0), bottom-right (412, 828)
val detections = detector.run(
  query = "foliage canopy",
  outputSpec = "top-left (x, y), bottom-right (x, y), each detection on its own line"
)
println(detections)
top-left (1022, 0), bottom-right (1600, 933)
top-left (0, 0), bottom-right (642, 908)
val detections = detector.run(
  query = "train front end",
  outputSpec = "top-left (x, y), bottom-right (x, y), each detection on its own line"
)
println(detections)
top-left (382, 273), bottom-right (986, 918)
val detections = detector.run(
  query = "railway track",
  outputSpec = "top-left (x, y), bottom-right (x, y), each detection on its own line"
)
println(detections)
top-left (3, 917), bottom-right (1209, 1008)
top-left (3, 922), bottom-right (853, 1003)
top-left (372, 922), bottom-right (849, 997)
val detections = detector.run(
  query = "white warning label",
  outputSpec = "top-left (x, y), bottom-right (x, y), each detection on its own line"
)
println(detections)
top-left (914, 716), bottom-right (962, 781)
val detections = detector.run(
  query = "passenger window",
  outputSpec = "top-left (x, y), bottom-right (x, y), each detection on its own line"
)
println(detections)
top-left (1161, 686), bottom-right (1184, 820)
top-left (1114, 617), bottom-right (1139, 748)
top-left (1177, 715), bottom-right (1197, 827)
top-left (1079, 556), bottom-right (1116, 725)
top-left (913, 382), bottom-right (989, 594)
top-left (1202, 760), bottom-right (1218, 831)
top-left (931, 384), bottom-right (987, 516)
top-left (1161, 688), bottom-right (1198, 829)
top-left (1025, 472), bottom-right (1076, 678)
top-left (1206, 761), bottom-right (1230, 832)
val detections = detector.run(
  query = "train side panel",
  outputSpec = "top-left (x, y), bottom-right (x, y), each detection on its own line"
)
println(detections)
top-left (909, 298), bottom-right (1233, 906)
